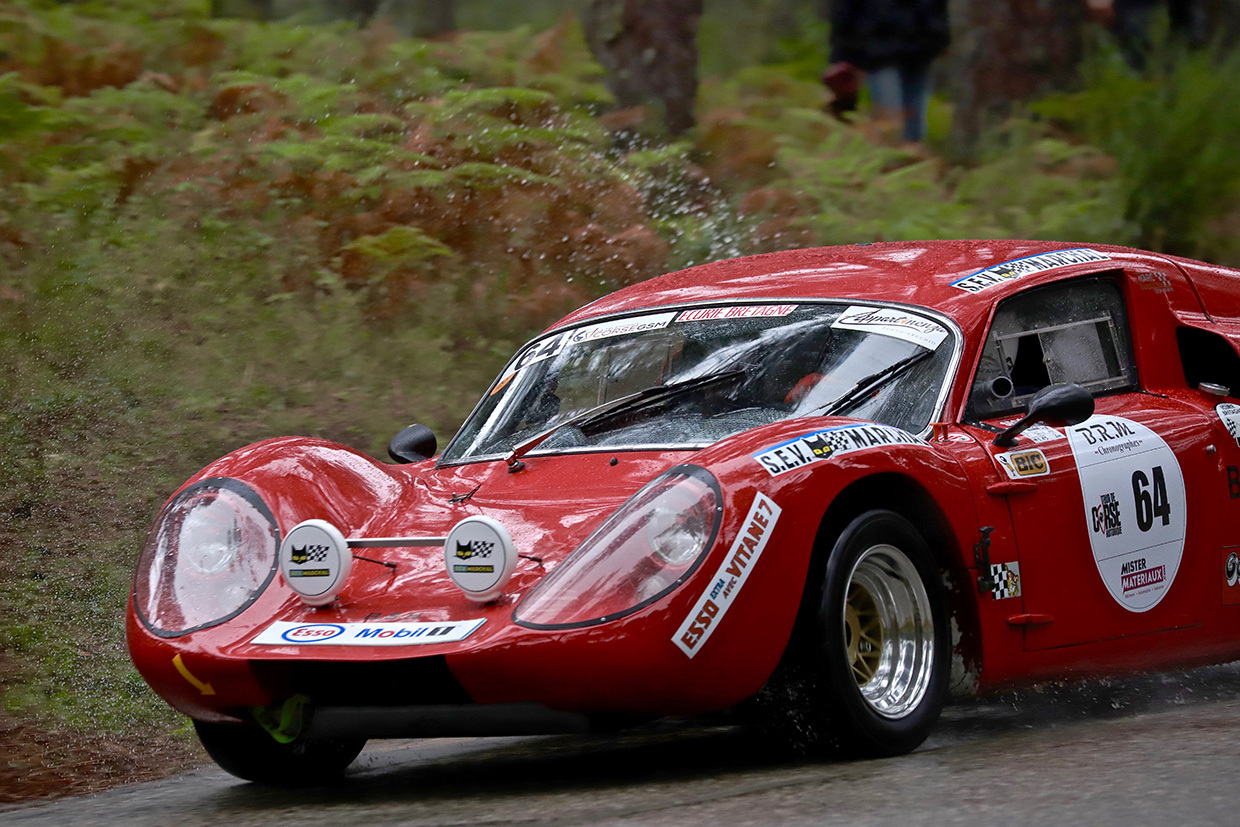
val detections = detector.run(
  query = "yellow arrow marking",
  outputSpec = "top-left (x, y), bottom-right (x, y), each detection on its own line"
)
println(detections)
top-left (172, 654), bottom-right (216, 696)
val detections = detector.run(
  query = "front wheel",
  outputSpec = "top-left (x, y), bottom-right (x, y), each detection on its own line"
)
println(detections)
top-left (818, 510), bottom-right (948, 756)
top-left (194, 720), bottom-right (366, 784)
top-left (758, 509), bottom-right (949, 758)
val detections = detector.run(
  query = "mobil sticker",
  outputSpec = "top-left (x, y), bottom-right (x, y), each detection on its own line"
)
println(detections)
top-left (252, 619), bottom-right (485, 646)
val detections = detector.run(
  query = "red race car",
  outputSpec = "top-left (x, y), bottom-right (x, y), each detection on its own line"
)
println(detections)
top-left (128, 240), bottom-right (1240, 782)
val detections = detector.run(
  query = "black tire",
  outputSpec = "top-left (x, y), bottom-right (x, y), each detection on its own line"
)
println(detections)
top-left (755, 509), bottom-right (950, 759)
top-left (194, 720), bottom-right (366, 784)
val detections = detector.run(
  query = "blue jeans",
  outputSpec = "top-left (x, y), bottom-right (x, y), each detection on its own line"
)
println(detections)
top-left (867, 62), bottom-right (931, 142)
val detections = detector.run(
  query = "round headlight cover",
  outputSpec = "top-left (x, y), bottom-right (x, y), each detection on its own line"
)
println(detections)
top-left (133, 478), bottom-right (279, 636)
top-left (514, 466), bottom-right (722, 629)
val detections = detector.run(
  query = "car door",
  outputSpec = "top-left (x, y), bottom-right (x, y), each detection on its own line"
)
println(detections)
top-left (966, 276), bottom-right (1212, 651)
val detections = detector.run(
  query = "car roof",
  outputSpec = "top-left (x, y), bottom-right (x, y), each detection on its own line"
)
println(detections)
top-left (552, 240), bottom-right (1185, 332)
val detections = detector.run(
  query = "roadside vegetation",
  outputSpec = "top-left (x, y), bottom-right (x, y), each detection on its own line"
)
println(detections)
top-left (2, 0), bottom-right (1240, 801)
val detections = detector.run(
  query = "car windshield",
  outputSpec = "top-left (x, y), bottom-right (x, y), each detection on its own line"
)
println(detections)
top-left (440, 302), bottom-right (956, 464)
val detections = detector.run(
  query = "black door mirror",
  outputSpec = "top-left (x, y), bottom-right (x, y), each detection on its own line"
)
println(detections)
top-left (388, 424), bottom-right (437, 463)
top-left (994, 383), bottom-right (1094, 447)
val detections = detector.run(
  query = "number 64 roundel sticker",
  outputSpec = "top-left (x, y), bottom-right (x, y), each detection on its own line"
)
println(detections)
top-left (1067, 415), bottom-right (1186, 612)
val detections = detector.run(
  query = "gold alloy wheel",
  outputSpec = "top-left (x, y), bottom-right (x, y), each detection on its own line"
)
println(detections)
top-left (841, 543), bottom-right (936, 719)
top-left (845, 582), bottom-right (884, 686)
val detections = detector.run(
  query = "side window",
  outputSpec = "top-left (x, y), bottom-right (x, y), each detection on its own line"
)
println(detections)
top-left (1177, 326), bottom-right (1240, 398)
top-left (969, 276), bottom-right (1137, 420)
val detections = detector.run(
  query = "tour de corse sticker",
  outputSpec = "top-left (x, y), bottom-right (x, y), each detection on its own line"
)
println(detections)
top-left (444, 515), bottom-right (517, 603)
top-left (1066, 415), bottom-right (1186, 612)
top-left (279, 519), bottom-right (352, 607)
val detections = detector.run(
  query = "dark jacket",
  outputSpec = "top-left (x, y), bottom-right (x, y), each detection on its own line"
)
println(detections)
top-left (829, 0), bottom-right (950, 72)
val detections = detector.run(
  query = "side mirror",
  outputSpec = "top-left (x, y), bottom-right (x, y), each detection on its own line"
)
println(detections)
top-left (388, 424), bottom-right (437, 463)
top-left (994, 383), bottom-right (1094, 447)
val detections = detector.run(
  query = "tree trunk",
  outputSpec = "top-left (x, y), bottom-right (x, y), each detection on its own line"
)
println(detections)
top-left (768, 0), bottom-right (809, 41)
top-left (411, 0), bottom-right (457, 36)
top-left (370, 0), bottom-right (456, 36)
top-left (947, 0), bottom-right (1090, 154)
top-left (211, 0), bottom-right (274, 19)
top-left (1202, 0), bottom-right (1240, 51)
top-left (325, 0), bottom-right (382, 25)
top-left (583, 0), bottom-right (704, 135)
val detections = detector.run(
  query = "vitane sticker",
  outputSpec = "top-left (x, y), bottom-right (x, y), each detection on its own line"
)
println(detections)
top-left (674, 493), bottom-right (781, 658)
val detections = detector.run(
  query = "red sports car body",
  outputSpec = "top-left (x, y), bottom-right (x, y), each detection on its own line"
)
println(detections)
top-left (128, 240), bottom-right (1240, 780)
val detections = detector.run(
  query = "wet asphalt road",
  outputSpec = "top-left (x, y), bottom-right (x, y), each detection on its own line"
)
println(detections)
top-left (7, 663), bottom-right (1240, 826)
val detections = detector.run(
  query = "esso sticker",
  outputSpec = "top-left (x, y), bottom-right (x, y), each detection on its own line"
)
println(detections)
top-left (1067, 415), bottom-right (1186, 612)
top-left (280, 623), bottom-right (345, 643)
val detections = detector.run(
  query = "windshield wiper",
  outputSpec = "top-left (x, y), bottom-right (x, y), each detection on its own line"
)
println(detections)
top-left (809, 349), bottom-right (933, 419)
top-left (504, 369), bottom-right (745, 473)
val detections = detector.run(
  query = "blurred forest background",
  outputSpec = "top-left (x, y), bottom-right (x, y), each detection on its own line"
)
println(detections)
top-left (4, 0), bottom-right (1240, 803)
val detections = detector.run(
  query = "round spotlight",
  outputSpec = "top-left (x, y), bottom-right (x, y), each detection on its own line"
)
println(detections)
top-left (444, 516), bottom-right (517, 603)
top-left (279, 519), bottom-right (352, 607)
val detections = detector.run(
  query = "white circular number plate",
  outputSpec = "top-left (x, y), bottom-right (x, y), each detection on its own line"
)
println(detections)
top-left (444, 516), bottom-right (517, 603)
top-left (1067, 415), bottom-right (1186, 612)
top-left (279, 519), bottom-right (352, 607)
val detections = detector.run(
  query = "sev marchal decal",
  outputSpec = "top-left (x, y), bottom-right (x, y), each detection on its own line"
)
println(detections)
top-left (950, 248), bottom-right (1111, 294)
top-left (1066, 415), bottom-right (1186, 613)
top-left (674, 493), bottom-right (781, 658)
top-left (830, 305), bottom-right (948, 351)
top-left (252, 619), bottom-right (485, 646)
top-left (754, 423), bottom-right (927, 476)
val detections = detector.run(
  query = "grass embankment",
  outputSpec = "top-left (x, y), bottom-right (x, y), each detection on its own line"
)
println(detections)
top-left (1, 0), bottom-right (1238, 801)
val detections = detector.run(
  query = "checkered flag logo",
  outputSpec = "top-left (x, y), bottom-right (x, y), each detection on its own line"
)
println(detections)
top-left (814, 429), bottom-right (855, 455)
top-left (455, 540), bottom-right (495, 560)
top-left (989, 562), bottom-right (1021, 600)
top-left (804, 425), bottom-right (920, 458)
top-left (290, 544), bottom-right (329, 564)
top-left (801, 432), bottom-right (835, 459)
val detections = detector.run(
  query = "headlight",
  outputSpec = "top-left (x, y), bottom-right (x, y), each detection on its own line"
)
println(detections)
top-left (513, 466), bottom-right (722, 629)
top-left (133, 478), bottom-right (279, 636)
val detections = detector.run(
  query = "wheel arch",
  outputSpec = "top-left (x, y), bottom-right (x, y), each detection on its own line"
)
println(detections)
top-left (797, 472), bottom-right (981, 695)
